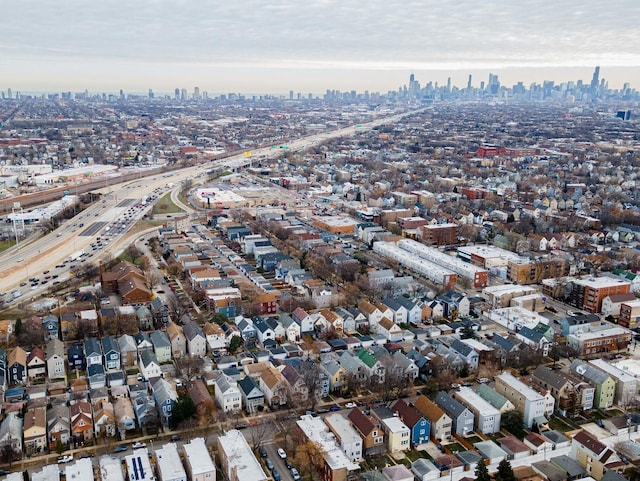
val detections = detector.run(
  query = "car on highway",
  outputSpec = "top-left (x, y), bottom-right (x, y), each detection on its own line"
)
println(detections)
top-left (17, 258), bottom-right (24, 262)
top-left (113, 444), bottom-right (128, 453)
top-left (132, 442), bottom-right (146, 449)
top-left (277, 448), bottom-right (287, 459)
top-left (57, 455), bottom-right (73, 464)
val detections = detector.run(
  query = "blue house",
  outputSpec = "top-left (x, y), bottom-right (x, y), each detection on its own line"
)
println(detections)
top-left (41, 315), bottom-right (59, 341)
top-left (67, 343), bottom-right (85, 370)
top-left (150, 377), bottom-right (178, 427)
top-left (391, 399), bottom-right (430, 447)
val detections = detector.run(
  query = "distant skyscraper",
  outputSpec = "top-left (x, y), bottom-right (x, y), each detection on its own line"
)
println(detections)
top-left (590, 66), bottom-right (600, 90)
top-left (7, 88), bottom-right (11, 99)
top-left (174, 88), bottom-right (180, 100)
top-left (467, 75), bottom-right (472, 90)
top-left (148, 88), bottom-right (154, 99)
top-left (487, 74), bottom-right (500, 95)
top-left (181, 88), bottom-right (187, 100)
top-left (193, 86), bottom-right (200, 100)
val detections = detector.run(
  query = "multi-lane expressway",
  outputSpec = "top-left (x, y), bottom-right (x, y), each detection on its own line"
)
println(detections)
top-left (0, 108), bottom-right (421, 301)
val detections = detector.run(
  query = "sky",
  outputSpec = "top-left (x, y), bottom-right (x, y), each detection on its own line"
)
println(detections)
top-left (2, 0), bottom-right (640, 95)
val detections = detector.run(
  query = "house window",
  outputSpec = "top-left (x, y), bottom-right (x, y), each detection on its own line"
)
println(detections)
top-left (374, 437), bottom-right (383, 444)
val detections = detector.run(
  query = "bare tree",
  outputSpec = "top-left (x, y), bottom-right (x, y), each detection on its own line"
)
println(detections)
top-left (147, 271), bottom-right (161, 290)
top-left (248, 420), bottom-right (271, 453)
top-left (166, 292), bottom-right (190, 323)
top-left (299, 359), bottom-right (325, 410)
top-left (175, 356), bottom-right (204, 381)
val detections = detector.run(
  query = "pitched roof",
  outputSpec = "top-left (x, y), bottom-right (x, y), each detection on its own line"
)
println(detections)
top-left (415, 395), bottom-right (448, 423)
top-left (391, 399), bottom-right (425, 428)
top-left (8, 346), bottom-right (27, 366)
top-left (573, 430), bottom-right (607, 456)
top-left (348, 408), bottom-right (376, 436)
top-left (183, 321), bottom-right (204, 341)
top-left (435, 391), bottom-right (470, 419)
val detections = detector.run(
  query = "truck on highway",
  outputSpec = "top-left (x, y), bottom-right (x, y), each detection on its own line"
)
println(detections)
top-left (69, 250), bottom-right (85, 262)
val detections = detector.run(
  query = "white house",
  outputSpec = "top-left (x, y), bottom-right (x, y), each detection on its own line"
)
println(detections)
top-left (139, 350), bottom-right (162, 380)
top-left (214, 375), bottom-right (242, 413)
top-left (183, 321), bottom-right (207, 357)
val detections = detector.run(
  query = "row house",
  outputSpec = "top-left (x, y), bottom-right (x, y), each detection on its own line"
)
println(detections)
top-left (117, 334), bottom-right (138, 368)
top-left (166, 322), bottom-right (186, 358)
top-left (101, 336), bottom-right (121, 370)
top-left (24, 406), bottom-right (47, 456)
top-left (532, 366), bottom-right (595, 414)
top-left (435, 391), bottom-right (474, 437)
top-left (569, 360), bottom-right (616, 409)
top-left (238, 375), bottom-right (264, 414)
top-left (150, 331), bottom-right (172, 363)
top-left (187, 379), bottom-right (215, 418)
top-left (27, 347), bottom-right (46, 380)
top-left (259, 365), bottom-right (288, 407)
top-left (0, 412), bottom-right (22, 455)
top-left (183, 321), bottom-right (207, 357)
top-left (205, 287), bottom-right (242, 317)
top-left (453, 387), bottom-right (501, 435)
top-left (391, 399), bottom-right (430, 448)
top-left (214, 375), bottom-right (242, 413)
top-left (70, 400), bottom-right (93, 445)
top-left (93, 399), bottom-right (116, 438)
top-left (8, 347), bottom-right (27, 385)
top-left (280, 364), bottom-right (308, 405)
top-left (47, 404), bottom-right (70, 451)
top-left (348, 407), bottom-right (385, 455)
top-left (203, 322), bottom-right (227, 355)
top-left (151, 377), bottom-right (178, 427)
top-left (371, 407), bottom-right (411, 454)
top-left (45, 338), bottom-right (66, 381)
top-left (414, 395), bottom-right (453, 442)
top-left (495, 372), bottom-right (547, 429)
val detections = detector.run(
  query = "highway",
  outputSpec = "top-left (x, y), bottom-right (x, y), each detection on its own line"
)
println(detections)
top-left (0, 109), bottom-right (421, 300)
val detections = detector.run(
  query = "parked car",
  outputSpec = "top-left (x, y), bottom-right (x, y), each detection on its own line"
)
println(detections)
top-left (291, 467), bottom-right (301, 480)
top-left (234, 423), bottom-right (248, 430)
top-left (170, 435), bottom-right (182, 442)
top-left (57, 455), bottom-right (73, 464)
top-left (329, 405), bottom-right (341, 411)
top-left (344, 402), bottom-right (356, 408)
top-left (259, 447), bottom-right (268, 458)
top-left (132, 442), bottom-right (146, 449)
top-left (114, 444), bottom-right (128, 453)
top-left (272, 468), bottom-right (281, 481)
top-left (277, 448), bottom-right (287, 459)
top-left (265, 459), bottom-right (274, 470)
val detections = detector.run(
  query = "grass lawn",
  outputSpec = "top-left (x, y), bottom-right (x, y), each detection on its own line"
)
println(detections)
top-left (152, 192), bottom-right (184, 215)
top-left (549, 417), bottom-right (575, 432)
top-left (406, 450), bottom-right (434, 462)
top-left (444, 442), bottom-right (465, 453)
top-left (0, 239), bottom-right (17, 253)
top-left (465, 435), bottom-right (483, 445)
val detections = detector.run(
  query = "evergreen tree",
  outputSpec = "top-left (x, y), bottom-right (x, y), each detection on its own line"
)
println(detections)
top-left (495, 459), bottom-right (516, 481)
top-left (475, 459), bottom-right (490, 481)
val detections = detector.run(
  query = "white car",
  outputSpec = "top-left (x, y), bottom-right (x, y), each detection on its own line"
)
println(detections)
top-left (132, 442), bottom-right (147, 449)
top-left (57, 455), bottom-right (73, 464)
top-left (344, 402), bottom-right (357, 408)
top-left (277, 448), bottom-right (287, 459)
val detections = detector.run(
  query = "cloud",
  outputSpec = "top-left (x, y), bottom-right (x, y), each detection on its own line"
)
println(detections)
top-left (1, 0), bottom-right (639, 91)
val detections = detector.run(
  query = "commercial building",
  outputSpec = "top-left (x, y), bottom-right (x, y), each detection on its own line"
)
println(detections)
top-left (619, 299), bottom-right (640, 329)
top-left (420, 224), bottom-right (458, 246)
top-left (458, 245), bottom-right (522, 268)
top-left (566, 325), bottom-right (632, 356)
top-left (296, 414), bottom-right (361, 481)
top-left (507, 258), bottom-right (569, 285)
top-left (495, 372), bottom-right (546, 428)
top-left (568, 276), bottom-right (631, 313)
top-left (217, 429), bottom-right (267, 481)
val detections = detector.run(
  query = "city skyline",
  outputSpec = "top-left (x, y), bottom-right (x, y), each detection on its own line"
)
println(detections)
top-left (2, 0), bottom-right (639, 93)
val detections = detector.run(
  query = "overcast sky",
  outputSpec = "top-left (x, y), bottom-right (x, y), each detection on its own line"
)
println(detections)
top-left (2, 0), bottom-right (639, 95)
